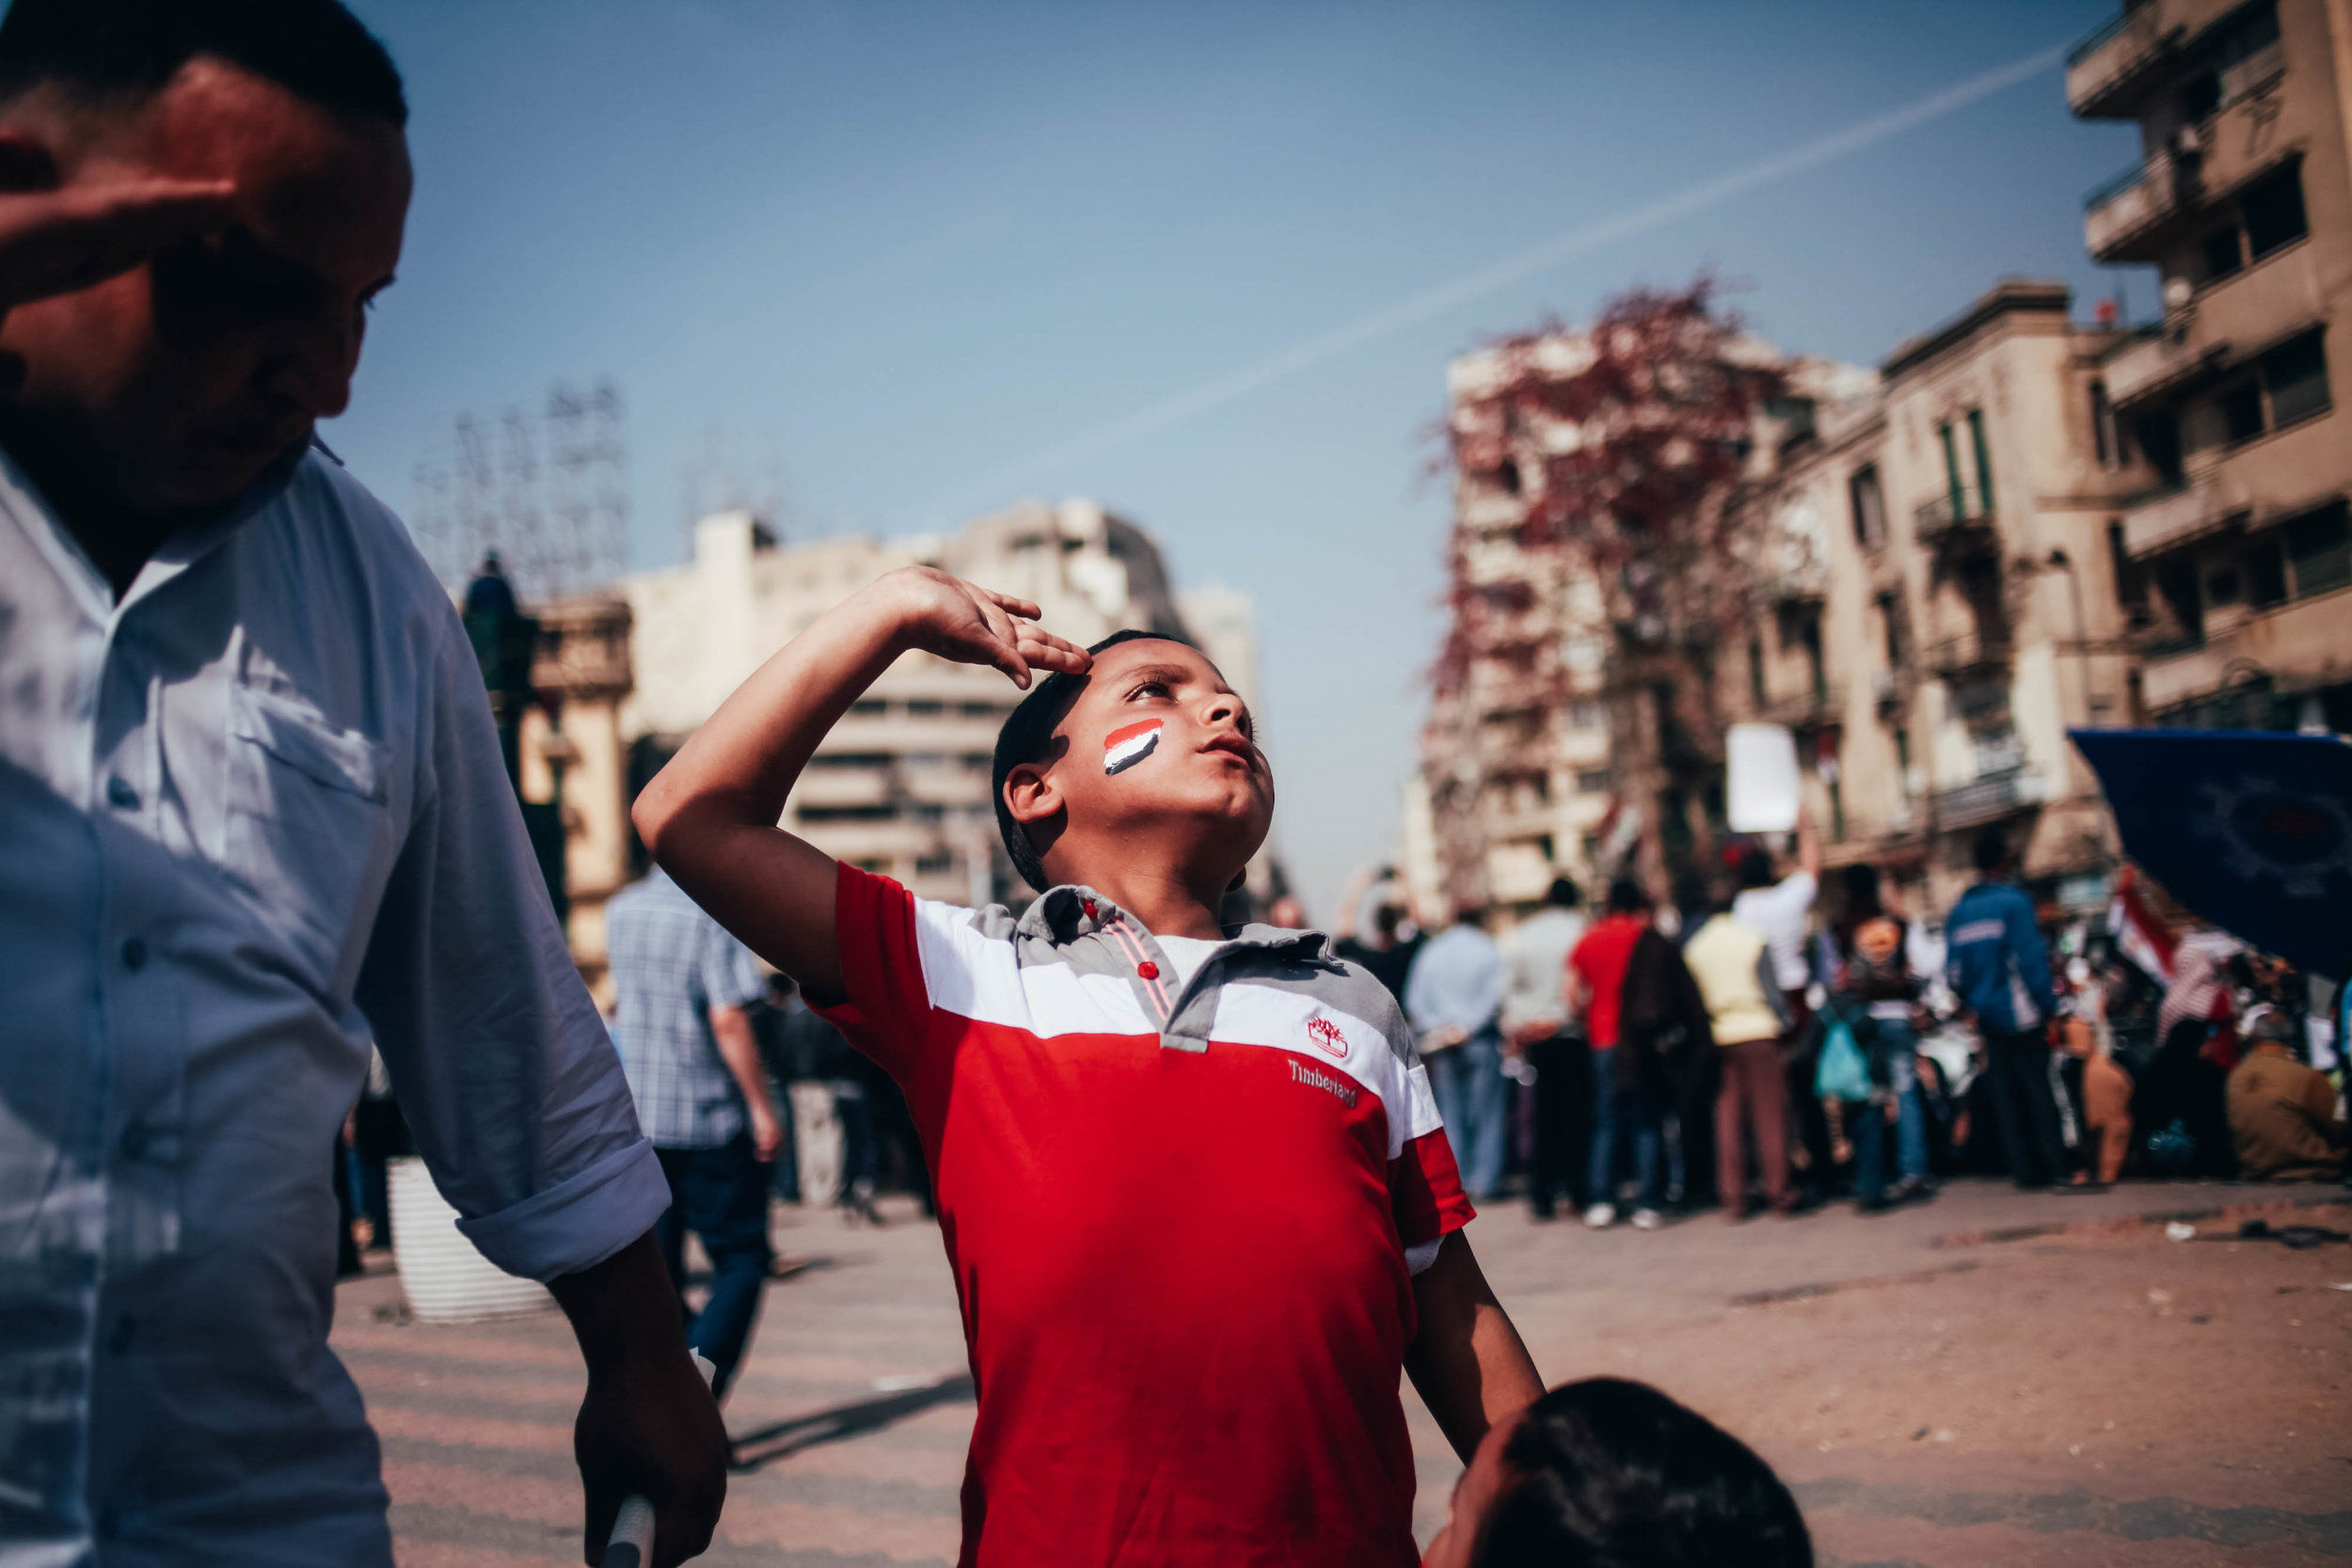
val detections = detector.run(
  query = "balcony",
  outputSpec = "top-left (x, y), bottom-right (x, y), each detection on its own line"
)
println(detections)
top-left (1913, 485), bottom-right (1998, 553)
top-left (2084, 148), bottom-right (2187, 261)
top-left (1758, 680), bottom-right (1846, 728)
top-left (2122, 470), bottom-right (2250, 559)
top-left (2139, 589), bottom-right (2352, 712)
top-left (1933, 768), bottom-right (2049, 832)
top-left (2067, 4), bottom-right (2186, 119)
top-left (1926, 627), bottom-right (2013, 678)
top-left (2104, 325), bottom-right (2228, 411)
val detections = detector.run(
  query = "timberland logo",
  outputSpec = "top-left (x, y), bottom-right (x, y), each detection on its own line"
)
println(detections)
top-left (1305, 1017), bottom-right (1349, 1060)
top-left (1289, 1057), bottom-right (1358, 1107)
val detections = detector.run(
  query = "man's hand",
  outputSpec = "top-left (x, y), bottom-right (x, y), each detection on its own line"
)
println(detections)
top-left (881, 565), bottom-right (1092, 690)
top-left (548, 1234), bottom-right (729, 1568)
top-left (747, 1100), bottom-right (785, 1164)
top-left (0, 136), bottom-right (237, 314)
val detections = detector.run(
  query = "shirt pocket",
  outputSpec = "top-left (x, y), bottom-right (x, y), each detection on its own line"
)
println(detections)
top-left (223, 683), bottom-right (393, 992)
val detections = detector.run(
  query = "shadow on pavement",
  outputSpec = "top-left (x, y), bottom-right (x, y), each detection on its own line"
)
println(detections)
top-left (729, 1372), bottom-right (976, 1472)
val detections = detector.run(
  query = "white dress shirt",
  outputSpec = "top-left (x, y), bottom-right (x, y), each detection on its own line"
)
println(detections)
top-left (0, 443), bottom-right (666, 1567)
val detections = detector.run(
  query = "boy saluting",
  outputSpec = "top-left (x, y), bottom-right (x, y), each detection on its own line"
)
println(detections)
top-left (635, 566), bottom-right (1541, 1566)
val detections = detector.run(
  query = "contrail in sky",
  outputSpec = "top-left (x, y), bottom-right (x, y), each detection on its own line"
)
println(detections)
top-left (916, 40), bottom-right (2069, 517)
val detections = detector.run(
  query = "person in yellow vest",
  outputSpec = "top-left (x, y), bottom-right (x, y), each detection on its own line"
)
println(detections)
top-left (1682, 894), bottom-right (1796, 1219)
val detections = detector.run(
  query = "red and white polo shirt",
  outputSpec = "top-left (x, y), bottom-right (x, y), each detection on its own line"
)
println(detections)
top-left (820, 864), bottom-right (1476, 1567)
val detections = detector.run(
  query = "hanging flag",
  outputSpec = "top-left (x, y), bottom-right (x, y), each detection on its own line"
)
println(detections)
top-left (2106, 863), bottom-right (2176, 987)
top-left (2070, 728), bottom-right (2352, 979)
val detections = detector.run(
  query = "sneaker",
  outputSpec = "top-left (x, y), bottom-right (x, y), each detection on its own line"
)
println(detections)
top-left (1582, 1202), bottom-right (1617, 1229)
top-left (1630, 1208), bottom-right (1663, 1231)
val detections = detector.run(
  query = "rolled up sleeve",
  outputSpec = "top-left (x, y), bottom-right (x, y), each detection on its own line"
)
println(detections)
top-left (355, 610), bottom-right (666, 1282)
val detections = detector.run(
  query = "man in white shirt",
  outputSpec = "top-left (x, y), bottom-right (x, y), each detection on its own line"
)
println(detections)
top-left (1500, 878), bottom-right (1588, 1219)
top-left (1729, 816), bottom-right (1822, 1010)
top-left (0, 5), bottom-right (723, 1563)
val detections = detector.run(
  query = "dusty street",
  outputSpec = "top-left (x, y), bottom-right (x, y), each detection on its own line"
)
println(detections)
top-left (337, 1180), bottom-right (2352, 1567)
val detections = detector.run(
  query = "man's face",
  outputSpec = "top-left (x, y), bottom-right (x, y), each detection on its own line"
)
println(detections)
top-left (0, 58), bottom-right (410, 512)
top-left (1023, 638), bottom-right (1275, 877)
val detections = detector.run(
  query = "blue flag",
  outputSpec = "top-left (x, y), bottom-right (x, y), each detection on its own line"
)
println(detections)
top-left (2070, 728), bottom-right (2352, 979)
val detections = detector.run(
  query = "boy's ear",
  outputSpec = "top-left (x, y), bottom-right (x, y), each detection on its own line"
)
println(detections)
top-left (1003, 760), bottom-right (1064, 831)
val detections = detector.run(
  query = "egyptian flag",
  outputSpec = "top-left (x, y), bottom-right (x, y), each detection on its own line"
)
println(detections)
top-left (2107, 863), bottom-right (2176, 988)
top-left (1104, 719), bottom-right (1163, 775)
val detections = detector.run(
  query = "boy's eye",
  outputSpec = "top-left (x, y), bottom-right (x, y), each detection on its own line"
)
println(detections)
top-left (1132, 680), bottom-right (1171, 700)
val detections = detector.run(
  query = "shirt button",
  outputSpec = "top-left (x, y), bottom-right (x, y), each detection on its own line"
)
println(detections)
top-left (121, 937), bottom-right (149, 971)
top-left (1136, 960), bottom-right (1159, 980)
top-left (106, 776), bottom-right (139, 809)
top-left (1081, 900), bottom-right (1098, 919)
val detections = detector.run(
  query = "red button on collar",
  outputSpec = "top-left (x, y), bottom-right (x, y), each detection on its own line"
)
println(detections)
top-left (1081, 899), bottom-right (1097, 918)
top-left (1136, 960), bottom-right (1160, 980)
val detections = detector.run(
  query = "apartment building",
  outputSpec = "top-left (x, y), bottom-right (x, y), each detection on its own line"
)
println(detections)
top-left (1734, 280), bottom-right (2149, 911)
top-left (2072, 0), bottom-right (2352, 729)
top-left (616, 499), bottom-right (1263, 916)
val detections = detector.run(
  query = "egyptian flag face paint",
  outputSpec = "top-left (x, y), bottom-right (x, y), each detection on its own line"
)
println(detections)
top-left (1104, 719), bottom-right (1164, 776)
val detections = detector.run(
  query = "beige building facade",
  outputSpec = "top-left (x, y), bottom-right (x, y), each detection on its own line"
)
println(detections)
top-left (2073, 0), bottom-right (2352, 729)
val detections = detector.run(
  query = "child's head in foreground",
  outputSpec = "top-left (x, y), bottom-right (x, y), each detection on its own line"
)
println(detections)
top-left (992, 628), bottom-right (1274, 896)
top-left (1423, 1378), bottom-right (1811, 1568)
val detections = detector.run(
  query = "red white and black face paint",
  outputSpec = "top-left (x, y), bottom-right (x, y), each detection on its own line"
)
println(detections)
top-left (1103, 719), bottom-right (1163, 776)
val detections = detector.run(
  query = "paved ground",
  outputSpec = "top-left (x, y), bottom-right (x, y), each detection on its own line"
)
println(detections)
top-left (336, 1179), bottom-right (2352, 1567)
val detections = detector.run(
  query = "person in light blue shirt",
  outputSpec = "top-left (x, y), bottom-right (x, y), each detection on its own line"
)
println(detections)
top-left (1945, 830), bottom-right (2066, 1188)
top-left (1406, 904), bottom-right (1509, 1199)
top-left (0, 6), bottom-right (723, 1562)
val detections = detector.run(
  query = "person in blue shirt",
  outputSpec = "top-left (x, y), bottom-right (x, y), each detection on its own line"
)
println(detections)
top-left (1406, 903), bottom-right (1511, 1201)
top-left (1945, 830), bottom-right (2067, 1188)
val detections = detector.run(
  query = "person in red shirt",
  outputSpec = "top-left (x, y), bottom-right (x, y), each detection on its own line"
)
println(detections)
top-left (1567, 881), bottom-right (1661, 1230)
top-left (635, 565), bottom-right (1543, 1567)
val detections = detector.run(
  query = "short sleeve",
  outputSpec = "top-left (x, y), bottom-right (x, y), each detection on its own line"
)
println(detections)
top-left (814, 862), bottom-right (931, 1077)
top-left (700, 916), bottom-right (766, 1012)
top-left (1391, 1127), bottom-right (1476, 1252)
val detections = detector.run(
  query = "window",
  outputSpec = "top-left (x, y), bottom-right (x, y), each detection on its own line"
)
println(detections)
top-left (1878, 591), bottom-right (1908, 668)
top-left (848, 699), bottom-right (887, 717)
top-left (1568, 697), bottom-right (1606, 729)
top-left (2263, 331), bottom-right (2330, 427)
top-left (1801, 617), bottom-right (1827, 704)
top-left (807, 751), bottom-right (893, 769)
top-left (2218, 376), bottom-right (2265, 442)
top-left (1938, 422), bottom-right (1964, 515)
top-left (1497, 459), bottom-right (1523, 496)
top-left (2200, 224), bottom-right (2245, 284)
top-left (1967, 407), bottom-right (1994, 505)
top-left (961, 752), bottom-right (993, 770)
top-left (914, 850), bottom-right (955, 878)
top-left (1747, 638), bottom-right (1767, 708)
top-left (2090, 382), bottom-right (2117, 467)
top-left (960, 701), bottom-right (1000, 717)
top-left (2286, 501), bottom-right (2352, 596)
top-left (905, 699), bottom-right (944, 717)
top-left (1894, 728), bottom-right (1913, 786)
top-left (2246, 538), bottom-right (2288, 607)
top-left (1575, 768), bottom-right (1613, 795)
top-left (800, 802), bottom-right (898, 823)
top-left (2205, 564), bottom-right (2242, 606)
top-left (2243, 164), bottom-right (2309, 261)
top-left (1848, 464), bottom-right (1886, 547)
top-left (911, 802), bottom-right (946, 821)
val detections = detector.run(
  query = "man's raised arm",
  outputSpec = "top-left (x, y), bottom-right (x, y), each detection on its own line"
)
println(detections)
top-left (632, 565), bottom-right (1089, 1004)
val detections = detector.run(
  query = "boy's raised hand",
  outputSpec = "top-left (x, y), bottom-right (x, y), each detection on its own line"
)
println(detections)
top-left (886, 565), bottom-right (1091, 689)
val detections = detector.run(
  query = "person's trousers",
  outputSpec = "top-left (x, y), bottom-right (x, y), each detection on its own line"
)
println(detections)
top-left (1878, 1019), bottom-right (1931, 1183)
top-left (1427, 1030), bottom-right (1507, 1200)
top-left (1588, 1047), bottom-right (1663, 1211)
top-left (655, 1134), bottom-right (774, 1399)
top-left (1714, 1037), bottom-right (1791, 1212)
top-left (1526, 1032), bottom-right (1592, 1213)
top-left (1981, 1029), bottom-right (2069, 1188)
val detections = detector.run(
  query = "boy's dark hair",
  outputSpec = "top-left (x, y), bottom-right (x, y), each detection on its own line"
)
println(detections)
top-left (1839, 862), bottom-right (1881, 913)
top-left (1971, 829), bottom-right (2010, 875)
top-left (1545, 877), bottom-right (1582, 911)
top-left (992, 627), bottom-right (1194, 895)
top-left (1479, 1378), bottom-right (1812, 1568)
top-left (1606, 879), bottom-right (1649, 915)
top-left (1737, 846), bottom-right (1777, 891)
top-left (0, 0), bottom-right (406, 128)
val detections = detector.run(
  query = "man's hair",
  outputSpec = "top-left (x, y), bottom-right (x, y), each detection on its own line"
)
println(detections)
top-left (1478, 1378), bottom-right (1812, 1568)
top-left (1454, 901), bottom-right (1488, 930)
top-left (1737, 846), bottom-right (1777, 891)
top-left (1606, 878), bottom-right (1649, 915)
top-left (1839, 862), bottom-right (1881, 914)
top-left (1971, 829), bottom-right (2010, 875)
top-left (0, 0), bottom-right (406, 128)
top-left (1545, 876), bottom-right (1582, 911)
top-left (992, 627), bottom-right (1193, 895)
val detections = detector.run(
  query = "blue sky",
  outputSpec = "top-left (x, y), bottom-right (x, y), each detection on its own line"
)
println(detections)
top-left (330, 0), bottom-right (2151, 917)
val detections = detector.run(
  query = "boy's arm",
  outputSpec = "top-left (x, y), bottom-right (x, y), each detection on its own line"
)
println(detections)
top-left (1405, 1232), bottom-right (1542, 1463)
top-left (631, 566), bottom-right (1088, 1006)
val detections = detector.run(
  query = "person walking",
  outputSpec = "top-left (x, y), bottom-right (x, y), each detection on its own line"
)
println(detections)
top-left (1570, 881), bottom-right (1664, 1229)
top-left (1683, 896), bottom-right (1796, 1218)
top-left (0, 6), bottom-right (725, 1560)
top-left (1406, 903), bottom-right (1511, 1202)
top-left (608, 865), bottom-right (782, 1399)
top-left (1501, 879), bottom-right (1589, 1220)
top-left (1945, 830), bottom-right (2066, 1189)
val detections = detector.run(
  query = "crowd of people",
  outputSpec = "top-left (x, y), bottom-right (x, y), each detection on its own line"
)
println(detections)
top-left (1335, 820), bottom-right (2347, 1228)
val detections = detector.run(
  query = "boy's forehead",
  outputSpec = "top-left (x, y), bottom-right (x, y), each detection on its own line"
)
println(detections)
top-left (1086, 638), bottom-right (1224, 686)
